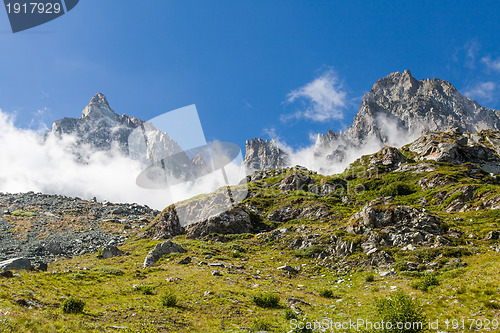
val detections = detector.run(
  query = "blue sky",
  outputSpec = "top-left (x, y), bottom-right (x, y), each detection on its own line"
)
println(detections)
top-left (1, 1), bottom-right (500, 149)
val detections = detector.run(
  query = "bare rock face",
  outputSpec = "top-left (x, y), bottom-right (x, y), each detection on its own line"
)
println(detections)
top-left (185, 206), bottom-right (254, 239)
top-left (242, 138), bottom-right (289, 172)
top-left (143, 240), bottom-right (186, 268)
top-left (348, 199), bottom-right (442, 248)
top-left (278, 173), bottom-right (314, 192)
top-left (316, 70), bottom-right (500, 164)
top-left (143, 206), bottom-right (185, 240)
top-left (409, 128), bottom-right (500, 173)
top-left (369, 146), bottom-right (408, 170)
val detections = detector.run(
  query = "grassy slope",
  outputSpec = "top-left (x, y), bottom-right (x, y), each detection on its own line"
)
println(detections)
top-left (1, 159), bottom-right (499, 332)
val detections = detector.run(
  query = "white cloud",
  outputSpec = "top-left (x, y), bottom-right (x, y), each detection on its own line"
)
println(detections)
top-left (285, 69), bottom-right (347, 122)
top-left (0, 110), bottom-right (246, 211)
top-left (464, 81), bottom-right (496, 102)
top-left (481, 56), bottom-right (500, 72)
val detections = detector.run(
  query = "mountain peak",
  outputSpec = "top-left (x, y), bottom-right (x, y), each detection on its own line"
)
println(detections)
top-left (81, 93), bottom-right (118, 120)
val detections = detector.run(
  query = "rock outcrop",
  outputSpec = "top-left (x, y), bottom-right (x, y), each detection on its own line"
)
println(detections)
top-left (143, 240), bottom-right (186, 268)
top-left (409, 128), bottom-right (500, 174)
top-left (185, 206), bottom-right (255, 239)
top-left (348, 199), bottom-right (442, 249)
top-left (242, 138), bottom-right (289, 172)
top-left (244, 70), bottom-right (500, 170)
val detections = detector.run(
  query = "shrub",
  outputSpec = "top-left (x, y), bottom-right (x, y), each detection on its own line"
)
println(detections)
top-left (10, 210), bottom-right (36, 217)
top-left (135, 285), bottom-right (155, 295)
top-left (374, 292), bottom-right (426, 333)
top-left (251, 318), bottom-right (273, 331)
top-left (365, 273), bottom-right (375, 282)
top-left (380, 182), bottom-right (416, 197)
top-left (318, 289), bottom-right (336, 298)
top-left (160, 290), bottom-right (177, 307)
top-left (95, 266), bottom-right (124, 276)
top-left (283, 308), bottom-right (298, 320)
top-left (294, 245), bottom-right (325, 258)
top-left (61, 298), bottom-right (85, 314)
top-left (252, 292), bottom-right (280, 308)
top-left (411, 273), bottom-right (439, 292)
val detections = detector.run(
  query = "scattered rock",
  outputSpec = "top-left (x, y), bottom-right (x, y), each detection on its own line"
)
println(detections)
top-left (277, 265), bottom-right (298, 273)
top-left (99, 245), bottom-right (125, 259)
top-left (14, 298), bottom-right (42, 308)
top-left (0, 270), bottom-right (13, 278)
top-left (211, 270), bottom-right (222, 276)
top-left (178, 257), bottom-right (191, 265)
top-left (484, 230), bottom-right (499, 241)
top-left (0, 258), bottom-right (32, 271)
top-left (143, 241), bottom-right (186, 268)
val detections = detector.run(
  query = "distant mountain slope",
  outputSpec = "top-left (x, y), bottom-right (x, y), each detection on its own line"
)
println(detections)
top-left (244, 70), bottom-right (500, 171)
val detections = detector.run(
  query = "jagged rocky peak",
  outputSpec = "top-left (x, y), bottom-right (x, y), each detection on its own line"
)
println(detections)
top-left (81, 93), bottom-right (116, 119)
top-left (242, 138), bottom-right (289, 172)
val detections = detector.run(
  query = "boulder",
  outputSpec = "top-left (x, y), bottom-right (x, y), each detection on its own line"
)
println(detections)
top-left (278, 173), bottom-right (314, 192)
top-left (143, 241), bottom-right (186, 268)
top-left (143, 206), bottom-right (185, 240)
top-left (369, 146), bottom-right (408, 169)
top-left (185, 206), bottom-right (254, 239)
top-left (0, 258), bottom-right (32, 271)
top-left (99, 245), bottom-right (125, 259)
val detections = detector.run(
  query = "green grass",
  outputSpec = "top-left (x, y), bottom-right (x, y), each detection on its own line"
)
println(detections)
top-left (252, 292), bottom-right (280, 308)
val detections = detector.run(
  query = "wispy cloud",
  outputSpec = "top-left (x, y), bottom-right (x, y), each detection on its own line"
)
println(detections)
top-left (464, 81), bottom-right (496, 102)
top-left (481, 56), bottom-right (500, 72)
top-left (284, 69), bottom-right (347, 122)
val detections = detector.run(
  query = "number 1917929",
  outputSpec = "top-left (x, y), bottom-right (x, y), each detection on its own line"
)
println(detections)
top-left (5, 2), bottom-right (62, 14)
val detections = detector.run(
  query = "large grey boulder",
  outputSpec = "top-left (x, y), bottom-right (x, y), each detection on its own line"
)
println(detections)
top-left (185, 206), bottom-right (254, 239)
top-left (143, 241), bottom-right (186, 268)
top-left (0, 258), bottom-right (33, 271)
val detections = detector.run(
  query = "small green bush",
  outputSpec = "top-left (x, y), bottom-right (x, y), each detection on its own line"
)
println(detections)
top-left (61, 298), bottom-right (85, 314)
top-left (318, 289), bottom-right (336, 298)
top-left (135, 285), bottom-right (155, 295)
top-left (252, 292), bottom-right (280, 308)
top-left (365, 273), bottom-right (375, 282)
top-left (411, 273), bottom-right (439, 292)
top-left (10, 210), bottom-right (36, 217)
top-left (160, 290), bottom-right (177, 307)
top-left (95, 266), bottom-right (124, 276)
top-left (293, 245), bottom-right (324, 258)
top-left (380, 182), bottom-right (416, 197)
top-left (283, 308), bottom-right (298, 320)
top-left (374, 292), bottom-right (426, 333)
top-left (251, 318), bottom-right (273, 331)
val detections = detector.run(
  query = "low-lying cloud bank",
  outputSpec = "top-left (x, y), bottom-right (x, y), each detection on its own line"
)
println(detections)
top-left (0, 110), bottom-right (245, 210)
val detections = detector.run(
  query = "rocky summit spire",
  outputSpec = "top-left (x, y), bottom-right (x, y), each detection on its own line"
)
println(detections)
top-left (81, 93), bottom-right (118, 120)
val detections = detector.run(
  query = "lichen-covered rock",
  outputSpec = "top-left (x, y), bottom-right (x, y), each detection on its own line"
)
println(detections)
top-left (348, 199), bottom-right (442, 248)
top-left (143, 240), bottom-right (186, 268)
top-left (278, 173), bottom-right (314, 192)
top-left (369, 146), bottom-right (408, 169)
top-left (185, 206), bottom-right (255, 239)
top-left (409, 128), bottom-right (500, 173)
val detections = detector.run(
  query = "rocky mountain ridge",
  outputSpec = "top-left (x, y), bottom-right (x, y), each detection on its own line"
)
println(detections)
top-left (243, 70), bottom-right (500, 171)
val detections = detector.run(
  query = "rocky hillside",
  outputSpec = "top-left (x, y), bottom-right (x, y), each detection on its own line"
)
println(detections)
top-left (244, 70), bottom-right (500, 170)
top-left (0, 192), bottom-right (158, 264)
top-left (1, 128), bottom-right (499, 332)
